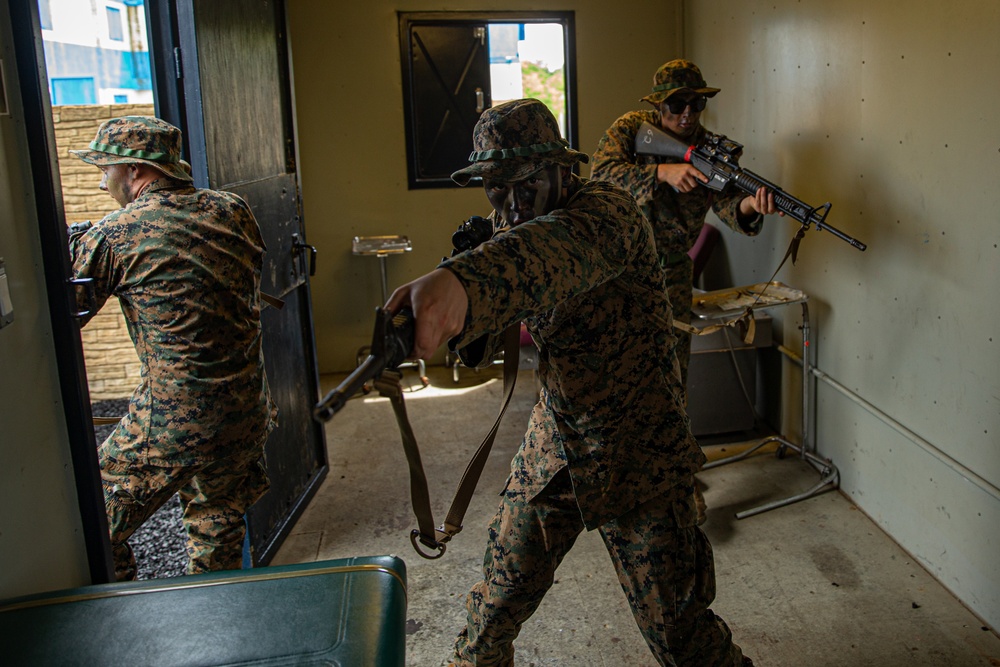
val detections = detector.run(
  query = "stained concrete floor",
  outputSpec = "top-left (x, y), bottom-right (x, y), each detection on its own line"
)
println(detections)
top-left (274, 364), bottom-right (1000, 666)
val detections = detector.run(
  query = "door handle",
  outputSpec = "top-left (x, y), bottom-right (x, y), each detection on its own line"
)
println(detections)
top-left (68, 276), bottom-right (96, 319)
top-left (475, 88), bottom-right (484, 114)
top-left (292, 233), bottom-right (317, 276)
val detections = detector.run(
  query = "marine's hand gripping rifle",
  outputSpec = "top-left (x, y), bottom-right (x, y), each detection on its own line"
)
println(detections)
top-left (635, 121), bottom-right (866, 251)
top-left (313, 307), bottom-right (415, 422)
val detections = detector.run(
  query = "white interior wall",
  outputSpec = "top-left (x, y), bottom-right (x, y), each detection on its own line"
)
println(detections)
top-left (684, 0), bottom-right (999, 628)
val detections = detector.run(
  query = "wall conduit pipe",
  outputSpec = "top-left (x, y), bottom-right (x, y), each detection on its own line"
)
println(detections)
top-left (777, 345), bottom-right (1000, 502)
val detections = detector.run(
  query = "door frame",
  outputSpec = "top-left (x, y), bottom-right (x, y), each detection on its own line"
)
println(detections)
top-left (7, 0), bottom-right (114, 584)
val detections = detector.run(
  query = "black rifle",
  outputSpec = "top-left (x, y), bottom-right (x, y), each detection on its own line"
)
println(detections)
top-left (634, 121), bottom-right (866, 251)
top-left (313, 307), bottom-right (415, 422)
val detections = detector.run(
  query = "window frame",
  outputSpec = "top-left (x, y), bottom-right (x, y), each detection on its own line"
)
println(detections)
top-left (397, 10), bottom-right (578, 190)
top-left (38, 0), bottom-right (53, 30)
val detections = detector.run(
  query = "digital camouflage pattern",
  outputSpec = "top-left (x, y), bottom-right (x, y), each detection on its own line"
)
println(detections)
top-left (640, 59), bottom-right (721, 106)
top-left (69, 178), bottom-right (276, 467)
top-left (443, 174), bottom-right (703, 530)
top-left (449, 469), bottom-right (747, 666)
top-left (102, 447), bottom-right (269, 580)
top-left (69, 115), bottom-right (193, 182)
top-left (590, 109), bottom-right (763, 380)
top-left (441, 114), bottom-right (748, 660)
top-left (69, 160), bottom-right (276, 579)
top-left (451, 98), bottom-right (588, 186)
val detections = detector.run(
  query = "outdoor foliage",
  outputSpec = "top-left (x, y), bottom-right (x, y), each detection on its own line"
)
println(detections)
top-left (521, 61), bottom-right (565, 122)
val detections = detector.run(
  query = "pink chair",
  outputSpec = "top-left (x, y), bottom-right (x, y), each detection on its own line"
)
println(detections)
top-left (688, 222), bottom-right (720, 283)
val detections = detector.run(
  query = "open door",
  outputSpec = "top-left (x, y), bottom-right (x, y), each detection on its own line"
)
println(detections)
top-left (147, 0), bottom-right (326, 566)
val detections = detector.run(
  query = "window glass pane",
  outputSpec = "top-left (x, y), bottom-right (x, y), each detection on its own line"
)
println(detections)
top-left (41, 2), bottom-right (153, 106)
top-left (488, 23), bottom-right (566, 136)
top-left (107, 7), bottom-right (123, 41)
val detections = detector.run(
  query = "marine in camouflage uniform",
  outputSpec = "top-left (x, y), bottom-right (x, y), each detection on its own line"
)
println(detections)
top-left (69, 116), bottom-right (277, 581)
top-left (591, 59), bottom-right (773, 385)
top-left (386, 99), bottom-right (751, 667)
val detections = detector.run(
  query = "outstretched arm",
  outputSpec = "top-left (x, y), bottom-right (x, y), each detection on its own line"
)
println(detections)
top-left (385, 268), bottom-right (469, 361)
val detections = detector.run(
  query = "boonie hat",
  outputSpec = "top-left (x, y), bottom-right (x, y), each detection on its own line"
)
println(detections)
top-left (641, 59), bottom-right (720, 106)
top-left (70, 116), bottom-right (193, 183)
top-left (451, 98), bottom-right (589, 187)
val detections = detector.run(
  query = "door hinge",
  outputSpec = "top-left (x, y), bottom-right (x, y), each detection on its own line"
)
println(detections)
top-left (173, 47), bottom-right (183, 79)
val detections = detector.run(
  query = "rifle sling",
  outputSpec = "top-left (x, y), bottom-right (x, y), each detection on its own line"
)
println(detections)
top-left (374, 324), bottom-right (521, 559)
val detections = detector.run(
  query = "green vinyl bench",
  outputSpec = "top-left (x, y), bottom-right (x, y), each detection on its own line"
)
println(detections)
top-left (0, 554), bottom-right (407, 666)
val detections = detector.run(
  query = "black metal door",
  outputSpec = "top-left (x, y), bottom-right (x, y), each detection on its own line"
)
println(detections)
top-left (401, 20), bottom-right (491, 187)
top-left (148, 0), bottom-right (326, 566)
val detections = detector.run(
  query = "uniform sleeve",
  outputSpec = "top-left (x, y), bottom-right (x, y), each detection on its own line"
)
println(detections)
top-left (590, 113), bottom-right (659, 208)
top-left (440, 183), bottom-right (645, 347)
top-left (711, 185), bottom-right (763, 237)
top-left (68, 223), bottom-right (119, 325)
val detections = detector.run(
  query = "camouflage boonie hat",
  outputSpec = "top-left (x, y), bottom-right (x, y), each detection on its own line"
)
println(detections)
top-left (70, 116), bottom-right (193, 182)
top-left (451, 98), bottom-right (589, 187)
top-left (641, 59), bottom-right (721, 106)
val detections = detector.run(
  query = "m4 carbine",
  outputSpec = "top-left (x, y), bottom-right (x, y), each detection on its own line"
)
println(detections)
top-left (634, 121), bottom-right (866, 251)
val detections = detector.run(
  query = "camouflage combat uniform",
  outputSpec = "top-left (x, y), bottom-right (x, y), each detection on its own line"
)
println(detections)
top-left (69, 117), bottom-right (276, 580)
top-left (591, 110), bottom-right (762, 384)
top-left (441, 169), bottom-right (748, 666)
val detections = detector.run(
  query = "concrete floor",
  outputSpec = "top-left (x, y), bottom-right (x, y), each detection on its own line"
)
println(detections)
top-left (275, 364), bottom-right (1000, 666)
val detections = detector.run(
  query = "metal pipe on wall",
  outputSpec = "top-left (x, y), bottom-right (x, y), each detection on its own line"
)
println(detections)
top-left (778, 344), bottom-right (1000, 502)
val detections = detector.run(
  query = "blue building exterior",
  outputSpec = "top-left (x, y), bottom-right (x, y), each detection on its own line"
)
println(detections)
top-left (41, 0), bottom-right (151, 106)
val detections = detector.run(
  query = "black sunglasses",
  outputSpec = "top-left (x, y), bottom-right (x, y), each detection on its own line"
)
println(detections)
top-left (664, 95), bottom-right (707, 114)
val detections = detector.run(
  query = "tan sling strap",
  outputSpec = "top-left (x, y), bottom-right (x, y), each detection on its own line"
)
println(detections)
top-left (374, 324), bottom-right (522, 559)
top-left (674, 223), bottom-right (807, 345)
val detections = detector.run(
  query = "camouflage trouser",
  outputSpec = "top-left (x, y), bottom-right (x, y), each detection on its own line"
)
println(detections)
top-left (100, 447), bottom-right (269, 581)
top-left (662, 257), bottom-right (695, 393)
top-left (450, 467), bottom-right (747, 667)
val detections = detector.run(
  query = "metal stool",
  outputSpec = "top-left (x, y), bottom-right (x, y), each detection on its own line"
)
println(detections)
top-left (352, 235), bottom-right (428, 386)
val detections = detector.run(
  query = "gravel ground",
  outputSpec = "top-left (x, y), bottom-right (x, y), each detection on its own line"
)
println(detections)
top-left (92, 399), bottom-right (187, 580)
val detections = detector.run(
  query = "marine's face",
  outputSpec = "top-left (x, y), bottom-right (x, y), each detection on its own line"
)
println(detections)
top-left (484, 164), bottom-right (565, 227)
top-left (99, 163), bottom-right (138, 207)
top-left (658, 94), bottom-right (706, 139)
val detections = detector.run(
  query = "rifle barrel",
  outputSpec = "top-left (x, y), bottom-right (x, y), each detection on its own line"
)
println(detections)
top-left (815, 221), bottom-right (868, 251)
top-left (314, 354), bottom-right (385, 422)
top-left (735, 169), bottom-right (867, 252)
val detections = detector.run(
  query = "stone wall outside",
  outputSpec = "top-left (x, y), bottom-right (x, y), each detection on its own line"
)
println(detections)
top-left (55, 104), bottom-right (154, 400)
